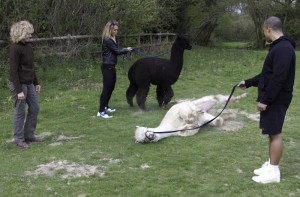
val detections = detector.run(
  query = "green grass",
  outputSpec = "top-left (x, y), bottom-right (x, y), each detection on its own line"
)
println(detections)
top-left (215, 42), bottom-right (254, 49)
top-left (0, 47), bottom-right (299, 196)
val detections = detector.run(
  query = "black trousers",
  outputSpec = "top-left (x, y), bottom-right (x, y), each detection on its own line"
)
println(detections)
top-left (99, 64), bottom-right (116, 112)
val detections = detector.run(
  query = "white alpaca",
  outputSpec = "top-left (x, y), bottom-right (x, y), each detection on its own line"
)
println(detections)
top-left (135, 93), bottom-right (247, 143)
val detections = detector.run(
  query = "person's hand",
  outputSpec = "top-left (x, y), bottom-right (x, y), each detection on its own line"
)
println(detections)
top-left (127, 47), bottom-right (133, 52)
top-left (238, 81), bottom-right (246, 89)
top-left (257, 102), bottom-right (267, 111)
top-left (35, 85), bottom-right (41, 93)
top-left (17, 92), bottom-right (25, 100)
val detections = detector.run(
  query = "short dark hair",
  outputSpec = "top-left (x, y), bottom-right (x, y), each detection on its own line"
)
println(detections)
top-left (264, 16), bottom-right (282, 31)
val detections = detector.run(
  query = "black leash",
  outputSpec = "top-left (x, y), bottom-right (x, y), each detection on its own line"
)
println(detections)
top-left (120, 48), bottom-right (171, 69)
top-left (133, 48), bottom-right (171, 58)
top-left (120, 52), bottom-right (133, 69)
top-left (147, 83), bottom-right (239, 135)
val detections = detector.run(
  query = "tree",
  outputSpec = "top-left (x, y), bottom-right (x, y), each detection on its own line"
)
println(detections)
top-left (283, 0), bottom-right (300, 43)
top-left (243, 0), bottom-right (273, 49)
top-left (185, 0), bottom-right (224, 45)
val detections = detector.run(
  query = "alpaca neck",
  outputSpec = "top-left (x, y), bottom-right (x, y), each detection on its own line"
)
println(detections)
top-left (147, 126), bottom-right (179, 141)
top-left (148, 125), bottom-right (174, 132)
top-left (170, 43), bottom-right (184, 70)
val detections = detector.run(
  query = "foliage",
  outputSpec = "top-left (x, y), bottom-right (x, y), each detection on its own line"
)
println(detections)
top-left (0, 48), bottom-right (299, 196)
top-left (213, 12), bottom-right (255, 42)
top-left (242, 0), bottom-right (300, 49)
top-left (0, 0), bottom-right (299, 54)
top-left (186, 0), bottom-right (225, 45)
top-left (0, 0), bottom-right (179, 40)
top-left (281, 1), bottom-right (300, 43)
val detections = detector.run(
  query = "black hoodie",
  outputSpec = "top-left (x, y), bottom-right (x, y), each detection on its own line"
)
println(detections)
top-left (245, 36), bottom-right (296, 106)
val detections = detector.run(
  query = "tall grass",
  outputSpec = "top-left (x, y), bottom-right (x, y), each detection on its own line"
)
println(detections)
top-left (0, 47), bottom-right (299, 197)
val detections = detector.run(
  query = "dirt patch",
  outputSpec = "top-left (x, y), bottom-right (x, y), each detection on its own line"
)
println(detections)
top-left (48, 134), bottom-right (84, 147)
top-left (6, 132), bottom-right (52, 143)
top-left (56, 135), bottom-right (84, 141)
top-left (239, 110), bottom-right (260, 121)
top-left (100, 158), bottom-right (122, 164)
top-left (220, 120), bottom-right (244, 131)
top-left (25, 160), bottom-right (107, 179)
top-left (204, 108), bottom-right (259, 131)
top-left (215, 109), bottom-right (259, 122)
top-left (220, 109), bottom-right (259, 131)
top-left (140, 164), bottom-right (150, 169)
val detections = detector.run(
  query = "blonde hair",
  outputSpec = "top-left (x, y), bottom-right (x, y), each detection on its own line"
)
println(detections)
top-left (10, 20), bottom-right (34, 43)
top-left (101, 20), bottom-right (118, 41)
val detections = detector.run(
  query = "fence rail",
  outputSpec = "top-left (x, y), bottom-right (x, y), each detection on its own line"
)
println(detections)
top-left (0, 33), bottom-right (176, 58)
top-left (25, 32), bottom-right (176, 43)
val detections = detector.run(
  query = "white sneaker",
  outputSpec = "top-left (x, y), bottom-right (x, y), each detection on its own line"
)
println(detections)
top-left (252, 169), bottom-right (280, 184)
top-left (97, 112), bottom-right (112, 118)
top-left (105, 107), bottom-right (116, 113)
top-left (253, 161), bottom-right (269, 175)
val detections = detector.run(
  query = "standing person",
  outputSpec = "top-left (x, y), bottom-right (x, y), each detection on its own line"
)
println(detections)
top-left (97, 20), bottom-right (133, 118)
top-left (9, 20), bottom-right (42, 149)
top-left (238, 16), bottom-right (296, 183)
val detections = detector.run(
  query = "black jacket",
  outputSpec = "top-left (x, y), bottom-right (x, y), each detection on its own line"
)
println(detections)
top-left (102, 37), bottom-right (129, 65)
top-left (9, 42), bottom-right (39, 93)
top-left (245, 36), bottom-right (296, 106)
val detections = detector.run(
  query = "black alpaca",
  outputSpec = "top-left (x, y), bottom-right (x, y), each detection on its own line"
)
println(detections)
top-left (126, 36), bottom-right (192, 110)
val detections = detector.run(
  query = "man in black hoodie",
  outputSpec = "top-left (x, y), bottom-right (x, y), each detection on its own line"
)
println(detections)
top-left (238, 16), bottom-right (296, 183)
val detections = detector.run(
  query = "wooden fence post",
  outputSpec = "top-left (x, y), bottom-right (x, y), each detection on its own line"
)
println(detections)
top-left (159, 33), bottom-right (162, 50)
top-left (138, 34), bottom-right (141, 47)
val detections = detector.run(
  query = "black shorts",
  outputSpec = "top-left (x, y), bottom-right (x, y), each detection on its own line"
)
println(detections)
top-left (260, 104), bottom-right (288, 135)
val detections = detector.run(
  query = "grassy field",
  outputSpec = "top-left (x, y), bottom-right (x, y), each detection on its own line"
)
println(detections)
top-left (0, 46), bottom-right (299, 197)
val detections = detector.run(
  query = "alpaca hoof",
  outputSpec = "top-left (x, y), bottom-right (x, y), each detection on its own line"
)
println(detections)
top-left (161, 101), bottom-right (168, 109)
top-left (141, 108), bottom-right (149, 112)
top-left (138, 104), bottom-right (148, 111)
top-left (127, 100), bottom-right (134, 107)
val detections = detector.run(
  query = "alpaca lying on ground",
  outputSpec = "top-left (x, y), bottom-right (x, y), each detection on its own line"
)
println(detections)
top-left (126, 36), bottom-right (192, 110)
top-left (134, 93), bottom-right (247, 143)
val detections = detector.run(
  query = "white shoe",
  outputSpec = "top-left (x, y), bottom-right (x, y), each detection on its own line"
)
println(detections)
top-left (97, 112), bottom-right (112, 118)
top-left (105, 107), bottom-right (116, 113)
top-left (253, 161), bottom-right (269, 175)
top-left (252, 169), bottom-right (280, 184)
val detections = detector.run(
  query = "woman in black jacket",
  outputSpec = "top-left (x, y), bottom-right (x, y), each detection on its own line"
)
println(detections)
top-left (9, 20), bottom-right (42, 148)
top-left (97, 21), bottom-right (133, 118)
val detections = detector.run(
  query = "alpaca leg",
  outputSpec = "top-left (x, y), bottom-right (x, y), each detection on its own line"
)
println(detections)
top-left (136, 85), bottom-right (150, 110)
top-left (126, 83), bottom-right (138, 107)
top-left (201, 112), bottom-right (224, 127)
top-left (156, 85), bottom-right (164, 107)
top-left (162, 87), bottom-right (174, 108)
